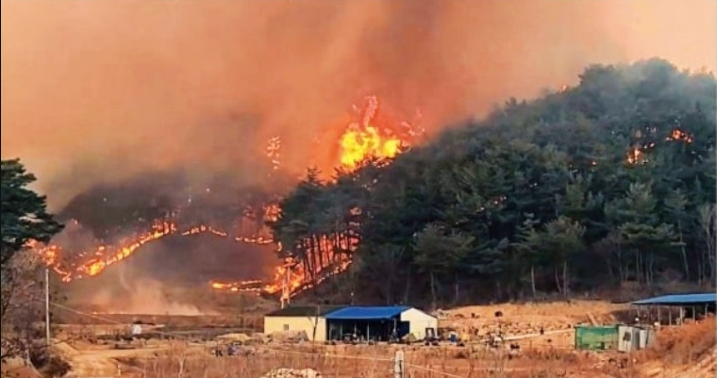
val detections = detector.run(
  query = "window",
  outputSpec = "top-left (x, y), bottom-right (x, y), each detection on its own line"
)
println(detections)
top-left (283, 324), bottom-right (289, 331)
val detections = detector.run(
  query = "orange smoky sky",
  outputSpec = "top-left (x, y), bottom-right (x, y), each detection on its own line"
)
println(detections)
top-left (1, 0), bottom-right (715, 210)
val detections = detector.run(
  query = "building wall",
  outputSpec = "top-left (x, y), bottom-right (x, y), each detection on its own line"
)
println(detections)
top-left (575, 325), bottom-right (618, 350)
top-left (263, 316), bottom-right (328, 342)
top-left (400, 308), bottom-right (438, 340)
top-left (617, 325), bottom-right (652, 352)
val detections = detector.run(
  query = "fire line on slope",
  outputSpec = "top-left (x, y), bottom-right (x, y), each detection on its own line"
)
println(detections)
top-left (32, 96), bottom-right (421, 299)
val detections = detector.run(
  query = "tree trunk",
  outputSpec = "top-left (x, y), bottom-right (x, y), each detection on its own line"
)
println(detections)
top-left (563, 260), bottom-right (569, 299)
top-left (707, 248), bottom-right (717, 282)
top-left (696, 253), bottom-right (704, 286)
top-left (554, 267), bottom-right (562, 295)
top-left (530, 265), bottom-right (537, 299)
top-left (383, 270), bottom-right (394, 305)
top-left (403, 267), bottom-right (412, 305)
top-left (311, 306), bottom-right (320, 342)
top-left (678, 222), bottom-right (690, 280)
top-left (430, 271), bottom-right (437, 310)
top-left (314, 235), bottom-right (323, 271)
top-left (303, 240), bottom-right (314, 280)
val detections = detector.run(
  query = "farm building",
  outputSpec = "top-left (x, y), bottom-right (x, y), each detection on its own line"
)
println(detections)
top-left (325, 306), bottom-right (438, 341)
top-left (263, 305), bottom-right (346, 342)
top-left (263, 305), bottom-right (437, 342)
top-left (574, 325), bottom-right (655, 352)
top-left (631, 293), bottom-right (716, 325)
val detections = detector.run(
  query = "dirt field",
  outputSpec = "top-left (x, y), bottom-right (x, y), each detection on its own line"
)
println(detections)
top-left (4, 300), bottom-right (714, 378)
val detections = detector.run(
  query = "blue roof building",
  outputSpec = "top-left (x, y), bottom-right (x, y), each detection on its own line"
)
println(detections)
top-left (263, 305), bottom-right (437, 342)
top-left (630, 293), bottom-right (716, 306)
top-left (629, 292), bottom-right (715, 326)
top-left (324, 306), bottom-right (411, 320)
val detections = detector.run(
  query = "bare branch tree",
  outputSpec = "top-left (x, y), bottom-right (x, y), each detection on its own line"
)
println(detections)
top-left (697, 204), bottom-right (716, 283)
top-left (1, 249), bottom-right (44, 361)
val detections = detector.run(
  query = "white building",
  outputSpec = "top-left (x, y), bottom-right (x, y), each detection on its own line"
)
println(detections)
top-left (263, 305), bottom-right (345, 342)
top-left (263, 305), bottom-right (438, 342)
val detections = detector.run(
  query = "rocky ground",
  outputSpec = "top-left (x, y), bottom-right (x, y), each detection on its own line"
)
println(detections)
top-left (261, 368), bottom-right (322, 378)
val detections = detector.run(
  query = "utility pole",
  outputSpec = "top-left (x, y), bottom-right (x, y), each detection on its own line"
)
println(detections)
top-left (280, 261), bottom-right (291, 309)
top-left (393, 350), bottom-right (404, 378)
top-left (44, 267), bottom-right (51, 347)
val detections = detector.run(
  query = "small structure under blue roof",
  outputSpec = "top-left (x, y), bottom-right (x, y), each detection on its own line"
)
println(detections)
top-left (324, 306), bottom-right (411, 320)
top-left (322, 305), bottom-right (437, 342)
top-left (631, 293), bottom-right (716, 306)
top-left (629, 293), bottom-right (715, 326)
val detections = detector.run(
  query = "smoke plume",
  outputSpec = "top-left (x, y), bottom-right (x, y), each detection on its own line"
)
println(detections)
top-left (1, 0), bottom-right (715, 210)
top-left (85, 276), bottom-right (210, 316)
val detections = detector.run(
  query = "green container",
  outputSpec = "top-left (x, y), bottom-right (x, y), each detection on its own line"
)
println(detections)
top-left (574, 325), bottom-right (619, 350)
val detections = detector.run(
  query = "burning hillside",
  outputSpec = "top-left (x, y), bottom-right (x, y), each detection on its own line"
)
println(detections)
top-left (32, 96), bottom-right (420, 307)
top-left (338, 96), bottom-right (423, 169)
top-left (626, 127), bottom-right (695, 165)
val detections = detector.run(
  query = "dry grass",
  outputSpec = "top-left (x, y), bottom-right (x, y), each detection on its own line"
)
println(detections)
top-left (606, 315), bottom-right (717, 378)
top-left (108, 342), bottom-right (614, 378)
top-left (51, 300), bottom-right (715, 378)
top-left (638, 315), bottom-right (716, 377)
top-left (649, 316), bottom-right (715, 364)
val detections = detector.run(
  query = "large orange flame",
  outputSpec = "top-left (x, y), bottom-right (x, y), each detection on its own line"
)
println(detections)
top-left (338, 96), bottom-right (418, 170)
top-left (340, 126), bottom-right (401, 169)
top-left (32, 96), bottom-right (415, 300)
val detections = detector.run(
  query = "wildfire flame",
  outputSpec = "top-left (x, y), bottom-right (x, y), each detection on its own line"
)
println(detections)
top-left (666, 128), bottom-right (694, 143)
top-left (266, 136), bottom-right (282, 171)
top-left (32, 96), bottom-right (415, 300)
top-left (32, 205), bottom-right (345, 298)
top-left (627, 128), bottom-right (693, 165)
top-left (338, 96), bottom-right (419, 170)
top-left (210, 279), bottom-right (263, 293)
top-left (627, 145), bottom-right (644, 165)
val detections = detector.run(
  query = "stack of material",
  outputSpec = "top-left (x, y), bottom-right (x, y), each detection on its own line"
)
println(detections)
top-left (217, 333), bottom-right (252, 343)
top-left (432, 309), bottom-right (450, 319)
top-left (260, 368), bottom-right (322, 378)
top-left (269, 330), bottom-right (310, 343)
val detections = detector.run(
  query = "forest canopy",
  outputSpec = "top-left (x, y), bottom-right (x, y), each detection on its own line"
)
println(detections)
top-left (270, 58), bottom-right (717, 306)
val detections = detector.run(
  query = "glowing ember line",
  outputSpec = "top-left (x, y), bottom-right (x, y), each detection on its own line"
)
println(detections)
top-left (31, 97), bottom-right (413, 299)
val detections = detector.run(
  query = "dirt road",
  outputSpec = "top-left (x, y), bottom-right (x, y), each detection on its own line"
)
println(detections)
top-left (54, 341), bottom-right (176, 378)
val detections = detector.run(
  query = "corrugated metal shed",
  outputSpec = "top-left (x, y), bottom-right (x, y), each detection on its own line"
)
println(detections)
top-left (265, 305), bottom-right (346, 317)
top-left (631, 293), bottom-right (716, 306)
top-left (574, 325), bottom-right (618, 350)
top-left (324, 306), bottom-right (411, 320)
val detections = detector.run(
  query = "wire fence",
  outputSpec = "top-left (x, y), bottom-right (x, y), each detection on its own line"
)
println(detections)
top-left (44, 300), bottom-right (523, 378)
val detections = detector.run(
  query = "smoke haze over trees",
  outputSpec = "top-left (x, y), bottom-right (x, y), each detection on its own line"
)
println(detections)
top-left (1, 1), bottom-right (714, 211)
top-left (270, 59), bottom-right (717, 305)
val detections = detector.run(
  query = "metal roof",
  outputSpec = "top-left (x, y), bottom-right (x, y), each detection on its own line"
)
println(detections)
top-left (631, 293), bottom-right (716, 306)
top-left (324, 306), bottom-right (411, 320)
top-left (265, 305), bottom-right (347, 317)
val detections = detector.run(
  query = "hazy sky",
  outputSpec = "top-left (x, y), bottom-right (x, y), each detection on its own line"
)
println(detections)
top-left (2, 0), bottom-right (715, 210)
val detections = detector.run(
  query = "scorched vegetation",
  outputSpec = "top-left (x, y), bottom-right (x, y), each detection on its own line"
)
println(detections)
top-left (270, 58), bottom-right (717, 306)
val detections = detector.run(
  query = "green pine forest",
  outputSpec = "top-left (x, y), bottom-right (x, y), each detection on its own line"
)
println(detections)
top-left (269, 58), bottom-right (717, 307)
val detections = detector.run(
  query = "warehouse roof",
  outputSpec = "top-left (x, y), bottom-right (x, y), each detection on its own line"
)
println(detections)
top-left (265, 305), bottom-right (346, 317)
top-left (324, 306), bottom-right (411, 320)
top-left (631, 293), bottom-right (716, 306)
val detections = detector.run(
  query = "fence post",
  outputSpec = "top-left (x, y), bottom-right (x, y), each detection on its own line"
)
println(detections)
top-left (394, 350), bottom-right (405, 378)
